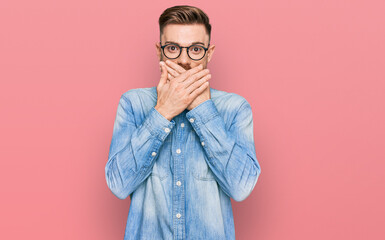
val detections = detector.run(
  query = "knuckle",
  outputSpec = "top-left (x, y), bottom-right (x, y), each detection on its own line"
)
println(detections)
top-left (183, 97), bottom-right (190, 105)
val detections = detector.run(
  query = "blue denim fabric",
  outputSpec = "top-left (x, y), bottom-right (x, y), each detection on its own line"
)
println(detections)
top-left (105, 86), bottom-right (261, 240)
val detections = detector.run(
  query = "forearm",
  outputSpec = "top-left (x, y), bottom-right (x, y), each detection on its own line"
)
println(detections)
top-left (105, 96), bottom-right (175, 199)
top-left (186, 99), bottom-right (261, 202)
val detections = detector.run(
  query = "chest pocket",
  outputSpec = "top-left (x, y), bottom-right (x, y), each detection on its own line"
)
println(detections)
top-left (192, 159), bottom-right (216, 181)
top-left (190, 134), bottom-right (216, 181)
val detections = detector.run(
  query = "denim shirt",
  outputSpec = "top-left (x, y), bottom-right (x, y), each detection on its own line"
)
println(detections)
top-left (105, 86), bottom-right (261, 240)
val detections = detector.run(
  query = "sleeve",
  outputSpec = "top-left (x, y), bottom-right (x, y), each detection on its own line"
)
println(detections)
top-left (185, 98), bottom-right (261, 202)
top-left (105, 94), bottom-right (176, 199)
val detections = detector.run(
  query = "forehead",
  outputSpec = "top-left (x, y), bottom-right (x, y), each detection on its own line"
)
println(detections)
top-left (162, 24), bottom-right (209, 45)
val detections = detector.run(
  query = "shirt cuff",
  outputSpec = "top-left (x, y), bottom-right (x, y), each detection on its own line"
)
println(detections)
top-left (185, 99), bottom-right (219, 126)
top-left (144, 106), bottom-right (175, 141)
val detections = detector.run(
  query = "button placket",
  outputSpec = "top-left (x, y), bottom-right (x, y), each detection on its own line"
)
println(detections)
top-left (172, 118), bottom-right (185, 239)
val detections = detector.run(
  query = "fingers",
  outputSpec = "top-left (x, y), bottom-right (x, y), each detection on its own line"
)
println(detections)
top-left (186, 73), bottom-right (211, 94)
top-left (165, 65), bottom-right (182, 78)
top-left (175, 63), bottom-right (204, 83)
top-left (183, 68), bottom-right (210, 88)
top-left (158, 61), bottom-right (168, 87)
top-left (189, 81), bottom-right (210, 99)
top-left (165, 60), bottom-right (186, 74)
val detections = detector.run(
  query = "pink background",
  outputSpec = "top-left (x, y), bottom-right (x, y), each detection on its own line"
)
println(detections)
top-left (1, 0), bottom-right (384, 239)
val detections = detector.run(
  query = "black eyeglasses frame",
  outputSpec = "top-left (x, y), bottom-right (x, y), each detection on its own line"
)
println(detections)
top-left (160, 42), bottom-right (210, 61)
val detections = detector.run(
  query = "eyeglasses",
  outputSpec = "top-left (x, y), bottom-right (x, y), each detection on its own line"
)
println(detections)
top-left (160, 42), bottom-right (210, 61)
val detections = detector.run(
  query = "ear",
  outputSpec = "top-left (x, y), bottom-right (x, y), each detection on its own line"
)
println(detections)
top-left (207, 44), bottom-right (215, 63)
top-left (155, 42), bottom-right (162, 61)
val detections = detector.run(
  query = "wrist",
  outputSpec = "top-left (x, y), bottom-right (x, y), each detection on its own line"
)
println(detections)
top-left (188, 99), bottom-right (207, 111)
top-left (155, 105), bottom-right (173, 121)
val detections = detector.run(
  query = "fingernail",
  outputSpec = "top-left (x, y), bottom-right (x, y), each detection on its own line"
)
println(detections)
top-left (159, 61), bottom-right (164, 66)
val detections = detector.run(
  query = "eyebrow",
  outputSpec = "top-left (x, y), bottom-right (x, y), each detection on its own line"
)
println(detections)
top-left (165, 41), bottom-right (205, 46)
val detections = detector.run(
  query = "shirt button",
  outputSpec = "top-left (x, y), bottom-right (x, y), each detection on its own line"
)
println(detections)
top-left (151, 152), bottom-right (157, 156)
top-left (176, 181), bottom-right (181, 186)
top-left (201, 142), bottom-right (205, 146)
top-left (176, 149), bottom-right (181, 154)
top-left (176, 213), bottom-right (181, 218)
top-left (180, 123), bottom-right (185, 128)
top-left (189, 118), bottom-right (194, 123)
top-left (164, 127), bottom-right (170, 133)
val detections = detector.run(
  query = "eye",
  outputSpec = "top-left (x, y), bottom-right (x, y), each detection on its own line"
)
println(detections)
top-left (190, 46), bottom-right (203, 53)
top-left (166, 44), bottom-right (179, 52)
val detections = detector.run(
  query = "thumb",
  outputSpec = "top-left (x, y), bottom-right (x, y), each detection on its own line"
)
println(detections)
top-left (159, 61), bottom-right (168, 87)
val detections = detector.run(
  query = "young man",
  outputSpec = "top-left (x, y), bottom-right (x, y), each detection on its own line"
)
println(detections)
top-left (105, 5), bottom-right (261, 240)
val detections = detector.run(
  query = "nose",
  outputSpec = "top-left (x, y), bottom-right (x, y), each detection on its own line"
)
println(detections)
top-left (177, 47), bottom-right (191, 66)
